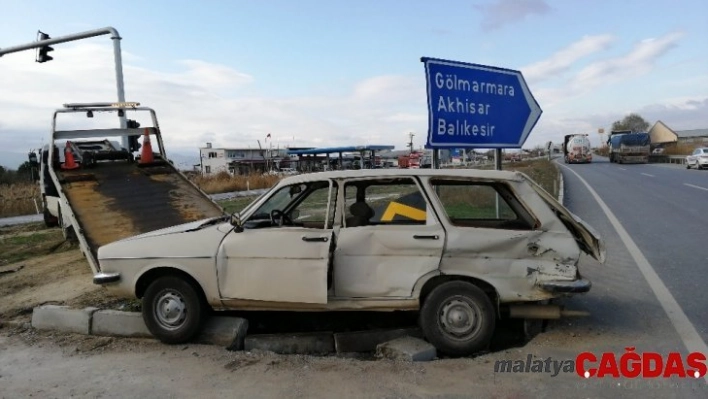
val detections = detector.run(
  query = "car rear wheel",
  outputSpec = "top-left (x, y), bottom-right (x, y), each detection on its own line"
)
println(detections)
top-left (419, 281), bottom-right (496, 357)
top-left (142, 276), bottom-right (205, 344)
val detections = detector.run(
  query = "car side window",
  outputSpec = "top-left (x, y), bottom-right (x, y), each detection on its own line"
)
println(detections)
top-left (247, 180), bottom-right (336, 229)
top-left (343, 178), bottom-right (427, 227)
top-left (429, 179), bottom-right (532, 230)
top-left (292, 182), bottom-right (338, 229)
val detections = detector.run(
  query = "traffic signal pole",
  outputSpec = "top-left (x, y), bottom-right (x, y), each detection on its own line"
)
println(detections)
top-left (0, 27), bottom-right (128, 147)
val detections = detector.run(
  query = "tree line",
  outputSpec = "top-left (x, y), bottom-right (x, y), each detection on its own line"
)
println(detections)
top-left (0, 161), bottom-right (37, 185)
top-left (611, 113), bottom-right (650, 133)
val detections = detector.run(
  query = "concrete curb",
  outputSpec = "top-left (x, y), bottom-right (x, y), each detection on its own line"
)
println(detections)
top-left (558, 167), bottom-right (565, 205)
top-left (32, 305), bottom-right (99, 335)
top-left (244, 332), bottom-right (335, 355)
top-left (375, 336), bottom-right (437, 362)
top-left (28, 306), bottom-right (432, 357)
top-left (92, 309), bottom-right (152, 338)
top-left (334, 327), bottom-right (423, 353)
top-left (30, 305), bottom-right (248, 350)
top-left (550, 160), bottom-right (564, 205)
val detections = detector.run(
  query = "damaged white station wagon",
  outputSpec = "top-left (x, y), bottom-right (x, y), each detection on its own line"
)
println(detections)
top-left (94, 169), bottom-right (605, 356)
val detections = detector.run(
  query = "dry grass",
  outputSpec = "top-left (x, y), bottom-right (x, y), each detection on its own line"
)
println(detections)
top-left (0, 182), bottom-right (41, 218)
top-left (191, 172), bottom-right (281, 194)
top-left (503, 159), bottom-right (560, 198)
top-left (662, 143), bottom-right (697, 156)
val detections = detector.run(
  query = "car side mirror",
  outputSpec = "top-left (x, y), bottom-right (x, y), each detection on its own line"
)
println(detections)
top-left (230, 213), bottom-right (244, 233)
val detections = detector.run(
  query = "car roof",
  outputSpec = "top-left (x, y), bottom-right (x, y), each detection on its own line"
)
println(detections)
top-left (277, 168), bottom-right (525, 185)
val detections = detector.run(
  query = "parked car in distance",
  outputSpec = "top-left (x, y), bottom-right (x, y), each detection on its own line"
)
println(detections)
top-left (686, 147), bottom-right (708, 170)
top-left (93, 169), bottom-right (605, 356)
top-left (279, 167), bottom-right (298, 175)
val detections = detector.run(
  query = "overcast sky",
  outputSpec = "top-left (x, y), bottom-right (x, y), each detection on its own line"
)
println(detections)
top-left (1, 0), bottom-right (707, 168)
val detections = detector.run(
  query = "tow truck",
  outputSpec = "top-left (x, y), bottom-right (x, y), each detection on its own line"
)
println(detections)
top-left (35, 102), bottom-right (224, 274)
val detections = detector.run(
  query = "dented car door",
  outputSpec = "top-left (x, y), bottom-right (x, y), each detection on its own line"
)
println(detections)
top-left (216, 180), bottom-right (336, 304)
top-left (333, 177), bottom-right (445, 298)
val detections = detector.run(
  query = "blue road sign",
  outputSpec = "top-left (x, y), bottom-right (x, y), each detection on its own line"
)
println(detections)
top-left (422, 57), bottom-right (542, 149)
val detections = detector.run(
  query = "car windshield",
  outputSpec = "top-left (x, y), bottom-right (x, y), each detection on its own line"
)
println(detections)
top-left (237, 186), bottom-right (277, 217)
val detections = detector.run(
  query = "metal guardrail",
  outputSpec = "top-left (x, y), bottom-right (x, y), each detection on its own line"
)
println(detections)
top-left (648, 155), bottom-right (686, 165)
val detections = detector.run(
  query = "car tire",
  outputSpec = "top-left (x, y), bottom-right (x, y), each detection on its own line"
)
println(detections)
top-left (142, 276), bottom-right (205, 344)
top-left (419, 281), bottom-right (496, 357)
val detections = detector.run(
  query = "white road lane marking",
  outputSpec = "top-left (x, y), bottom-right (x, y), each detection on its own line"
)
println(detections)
top-left (641, 173), bottom-right (655, 177)
top-left (559, 164), bottom-right (708, 383)
top-left (619, 168), bottom-right (627, 171)
top-left (685, 183), bottom-right (708, 192)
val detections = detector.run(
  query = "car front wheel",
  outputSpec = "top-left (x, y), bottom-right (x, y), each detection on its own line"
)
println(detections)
top-left (142, 276), bottom-right (205, 344)
top-left (420, 281), bottom-right (496, 357)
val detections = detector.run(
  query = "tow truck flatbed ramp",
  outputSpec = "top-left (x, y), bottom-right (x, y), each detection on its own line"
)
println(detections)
top-left (57, 159), bottom-right (223, 260)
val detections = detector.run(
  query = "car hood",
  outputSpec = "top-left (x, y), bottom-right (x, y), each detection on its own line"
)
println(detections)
top-left (115, 215), bottom-right (229, 243)
top-left (98, 216), bottom-right (231, 260)
top-left (529, 180), bottom-right (606, 264)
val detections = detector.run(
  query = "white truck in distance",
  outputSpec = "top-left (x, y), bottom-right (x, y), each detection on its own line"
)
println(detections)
top-left (563, 134), bottom-right (592, 164)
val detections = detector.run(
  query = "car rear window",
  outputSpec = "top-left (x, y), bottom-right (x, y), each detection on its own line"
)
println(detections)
top-left (429, 179), bottom-right (533, 230)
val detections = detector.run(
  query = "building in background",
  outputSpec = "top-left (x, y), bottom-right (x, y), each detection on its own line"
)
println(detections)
top-left (198, 143), bottom-right (293, 175)
top-left (648, 121), bottom-right (708, 150)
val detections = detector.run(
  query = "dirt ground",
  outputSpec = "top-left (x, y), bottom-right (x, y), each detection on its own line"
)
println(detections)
top-left (0, 323), bottom-right (552, 399)
top-left (0, 222), bottom-right (131, 325)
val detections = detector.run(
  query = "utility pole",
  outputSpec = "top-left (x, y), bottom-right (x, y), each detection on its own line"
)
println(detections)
top-left (0, 27), bottom-right (128, 148)
top-left (407, 132), bottom-right (415, 154)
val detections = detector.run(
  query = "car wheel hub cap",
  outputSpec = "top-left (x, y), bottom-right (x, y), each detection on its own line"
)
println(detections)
top-left (156, 292), bottom-right (186, 330)
top-left (440, 298), bottom-right (478, 337)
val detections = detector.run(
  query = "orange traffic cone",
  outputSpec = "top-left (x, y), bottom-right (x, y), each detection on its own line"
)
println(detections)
top-left (61, 141), bottom-right (80, 170)
top-left (140, 128), bottom-right (154, 164)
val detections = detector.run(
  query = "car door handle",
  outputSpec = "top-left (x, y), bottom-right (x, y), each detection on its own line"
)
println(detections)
top-left (302, 236), bottom-right (329, 242)
top-left (413, 235), bottom-right (439, 240)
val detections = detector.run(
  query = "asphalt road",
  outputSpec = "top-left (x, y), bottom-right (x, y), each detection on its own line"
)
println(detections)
top-left (560, 156), bottom-right (708, 343)
top-left (547, 155), bottom-right (708, 395)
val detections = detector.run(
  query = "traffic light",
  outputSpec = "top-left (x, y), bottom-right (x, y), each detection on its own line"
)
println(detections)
top-left (36, 32), bottom-right (54, 63)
